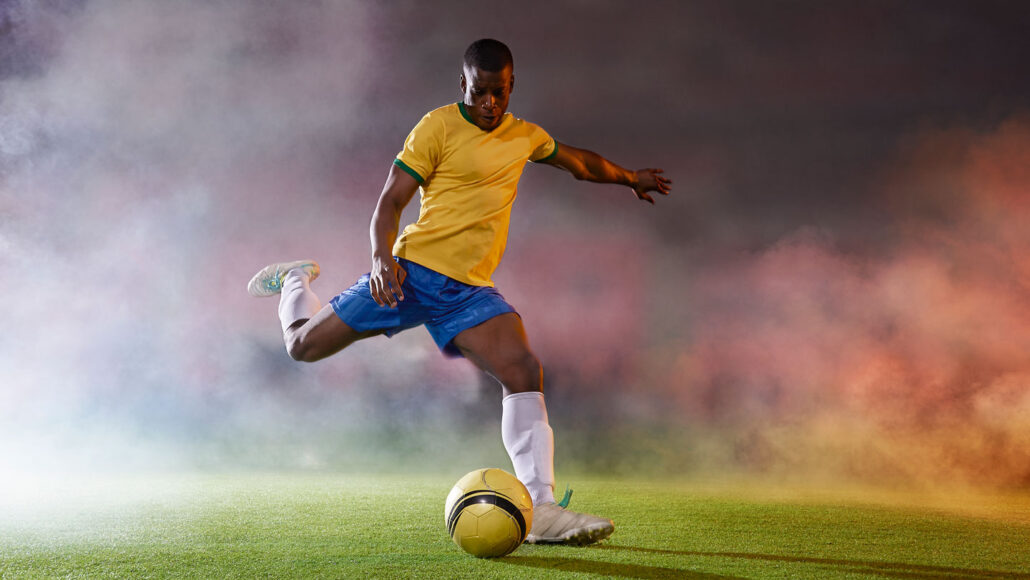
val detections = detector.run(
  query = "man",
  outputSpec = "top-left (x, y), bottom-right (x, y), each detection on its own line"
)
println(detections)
top-left (248, 39), bottom-right (670, 545)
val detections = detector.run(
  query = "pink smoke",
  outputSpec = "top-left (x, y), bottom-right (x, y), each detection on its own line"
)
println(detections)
top-left (669, 116), bottom-right (1030, 486)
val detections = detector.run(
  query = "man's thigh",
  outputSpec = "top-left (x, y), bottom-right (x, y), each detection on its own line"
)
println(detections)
top-left (289, 304), bottom-right (385, 361)
top-left (451, 313), bottom-right (539, 390)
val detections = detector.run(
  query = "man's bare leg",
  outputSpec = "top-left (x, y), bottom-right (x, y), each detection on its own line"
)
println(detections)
top-left (249, 260), bottom-right (381, 362)
top-left (452, 313), bottom-right (542, 396)
top-left (284, 304), bottom-right (383, 362)
top-left (452, 313), bottom-right (614, 545)
top-left (453, 313), bottom-right (552, 498)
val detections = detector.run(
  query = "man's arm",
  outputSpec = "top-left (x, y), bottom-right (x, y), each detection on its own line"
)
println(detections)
top-left (369, 164), bottom-right (420, 308)
top-left (539, 141), bottom-right (672, 204)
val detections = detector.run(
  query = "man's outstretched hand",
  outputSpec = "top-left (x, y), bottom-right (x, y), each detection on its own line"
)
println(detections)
top-left (632, 168), bottom-right (672, 204)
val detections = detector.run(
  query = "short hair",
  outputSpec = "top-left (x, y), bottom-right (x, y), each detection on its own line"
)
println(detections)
top-left (463, 39), bottom-right (513, 72)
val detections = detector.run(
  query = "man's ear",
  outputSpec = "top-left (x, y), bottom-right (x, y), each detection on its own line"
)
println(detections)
top-left (509, 74), bottom-right (515, 93)
top-left (459, 73), bottom-right (467, 94)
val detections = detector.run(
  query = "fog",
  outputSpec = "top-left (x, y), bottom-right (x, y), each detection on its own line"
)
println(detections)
top-left (2, 0), bottom-right (1029, 488)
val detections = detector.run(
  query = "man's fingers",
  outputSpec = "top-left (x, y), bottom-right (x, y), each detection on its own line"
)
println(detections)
top-left (395, 265), bottom-right (407, 301)
top-left (371, 274), bottom-right (400, 308)
top-left (652, 171), bottom-right (671, 195)
top-left (370, 277), bottom-right (385, 307)
top-left (383, 273), bottom-right (400, 307)
top-left (389, 281), bottom-right (403, 304)
top-left (379, 282), bottom-right (395, 307)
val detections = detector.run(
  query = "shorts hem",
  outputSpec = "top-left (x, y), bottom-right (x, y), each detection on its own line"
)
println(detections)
top-left (434, 306), bottom-right (518, 358)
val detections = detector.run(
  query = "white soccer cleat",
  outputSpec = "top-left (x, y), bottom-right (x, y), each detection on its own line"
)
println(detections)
top-left (525, 502), bottom-right (614, 545)
top-left (247, 260), bottom-right (320, 297)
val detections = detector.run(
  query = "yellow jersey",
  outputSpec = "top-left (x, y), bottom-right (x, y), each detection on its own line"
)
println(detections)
top-left (392, 102), bottom-right (557, 287)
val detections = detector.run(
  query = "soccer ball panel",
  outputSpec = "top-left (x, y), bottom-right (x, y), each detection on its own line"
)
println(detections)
top-left (444, 468), bottom-right (533, 558)
top-left (476, 508), bottom-right (521, 554)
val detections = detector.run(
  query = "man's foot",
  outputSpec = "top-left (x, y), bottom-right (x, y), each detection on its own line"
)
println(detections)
top-left (525, 502), bottom-right (614, 545)
top-left (247, 260), bottom-right (320, 297)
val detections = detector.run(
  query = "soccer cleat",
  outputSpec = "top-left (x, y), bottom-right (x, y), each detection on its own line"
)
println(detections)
top-left (524, 501), bottom-right (614, 545)
top-left (247, 260), bottom-right (320, 297)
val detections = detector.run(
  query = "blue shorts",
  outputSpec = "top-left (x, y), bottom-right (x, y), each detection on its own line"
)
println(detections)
top-left (329, 258), bottom-right (517, 357)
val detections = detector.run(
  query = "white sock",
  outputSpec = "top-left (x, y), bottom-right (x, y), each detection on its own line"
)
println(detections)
top-left (278, 268), bottom-right (321, 333)
top-left (502, 391), bottom-right (556, 506)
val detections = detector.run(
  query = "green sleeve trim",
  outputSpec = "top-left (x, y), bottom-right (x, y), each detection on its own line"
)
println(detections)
top-left (393, 158), bottom-right (425, 184)
top-left (457, 102), bottom-right (476, 126)
top-left (532, 140), bottom-right (559, 163)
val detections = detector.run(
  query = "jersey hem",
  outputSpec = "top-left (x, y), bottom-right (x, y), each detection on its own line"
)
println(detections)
top-left (392, 250), bottom-right (496, 288)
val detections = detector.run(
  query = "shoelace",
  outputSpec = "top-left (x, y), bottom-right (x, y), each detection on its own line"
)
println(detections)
top-left (558, 485), bottom-right (573, 508)
top-left (267, 267), bottom-right (284, 290)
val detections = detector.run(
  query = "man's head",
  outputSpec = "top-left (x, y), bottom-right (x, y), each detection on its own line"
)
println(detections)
top-left (460, 39), bottom-right (514, 132)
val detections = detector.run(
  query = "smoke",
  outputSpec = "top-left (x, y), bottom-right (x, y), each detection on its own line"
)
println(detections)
top-left (0, 0), bottom-right (499, 476)
top-left (665, 116), bottom-right (1030, 487)
top-left (3, 0), bottom-right (1028, 491)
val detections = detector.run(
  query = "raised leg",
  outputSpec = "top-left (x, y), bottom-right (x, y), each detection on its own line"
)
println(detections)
top-left (283, 303), bottom-right (383, 362)
top-left (249, 261), bottom-right (382, 362)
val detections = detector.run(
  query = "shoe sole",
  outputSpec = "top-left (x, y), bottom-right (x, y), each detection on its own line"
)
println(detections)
top-left (525, 522), bottom-right (614, 546)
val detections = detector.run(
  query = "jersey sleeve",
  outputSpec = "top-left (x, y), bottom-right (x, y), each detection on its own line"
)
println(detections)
top-left (395, 111), bottom-right (446, 184)
top-left (527, 122), bottom-right (558, 163)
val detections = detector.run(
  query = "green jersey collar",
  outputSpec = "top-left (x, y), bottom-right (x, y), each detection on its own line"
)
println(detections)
top-left (457, 102), bottom-right (475, 126)
top-left (457, 102), bottom-right (508, 132)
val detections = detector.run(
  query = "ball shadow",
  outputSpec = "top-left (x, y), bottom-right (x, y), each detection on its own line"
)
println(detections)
top-left (495, 553), bottom-right (744, 580)
top-left (589, 544), bottom-right (1030, 580)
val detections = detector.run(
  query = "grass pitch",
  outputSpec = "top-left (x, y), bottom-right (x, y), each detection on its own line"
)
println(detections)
top-left (1, 473), bottom-right (1028, 579)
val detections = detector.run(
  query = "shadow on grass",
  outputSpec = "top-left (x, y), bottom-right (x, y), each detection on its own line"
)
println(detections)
top-left (496, 554), bottom-right (744, 579)
top-left (593, 544), bottom-right (1030, 580)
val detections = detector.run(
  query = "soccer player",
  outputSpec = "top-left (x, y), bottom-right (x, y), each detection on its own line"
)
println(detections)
top-left (248, 39), bottom-right (670, 545)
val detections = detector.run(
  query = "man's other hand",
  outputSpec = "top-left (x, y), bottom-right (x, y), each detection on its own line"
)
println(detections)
top-left (632, 168), bottom-right (672, 204)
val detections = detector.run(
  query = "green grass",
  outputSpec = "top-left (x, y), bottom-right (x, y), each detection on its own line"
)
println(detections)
top-left (1, 473), bottom-right (1028, 579)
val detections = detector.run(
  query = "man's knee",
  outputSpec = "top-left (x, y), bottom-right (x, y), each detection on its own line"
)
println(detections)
top-left (285, 336), bottom-right (312, 362)
top-left (496, 352), bottom-right (542, 393)
top-left (285, 319), bottom-right (367, 362)
top-left (285, 327), bottom-right (323, 363)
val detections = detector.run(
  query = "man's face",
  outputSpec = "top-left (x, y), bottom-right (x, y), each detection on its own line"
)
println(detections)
top-left (460, 64), bottom-right (514, 131)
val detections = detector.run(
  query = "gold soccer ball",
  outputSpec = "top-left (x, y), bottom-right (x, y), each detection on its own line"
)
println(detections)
top-left (444, 468), bottom-right (534, 558)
